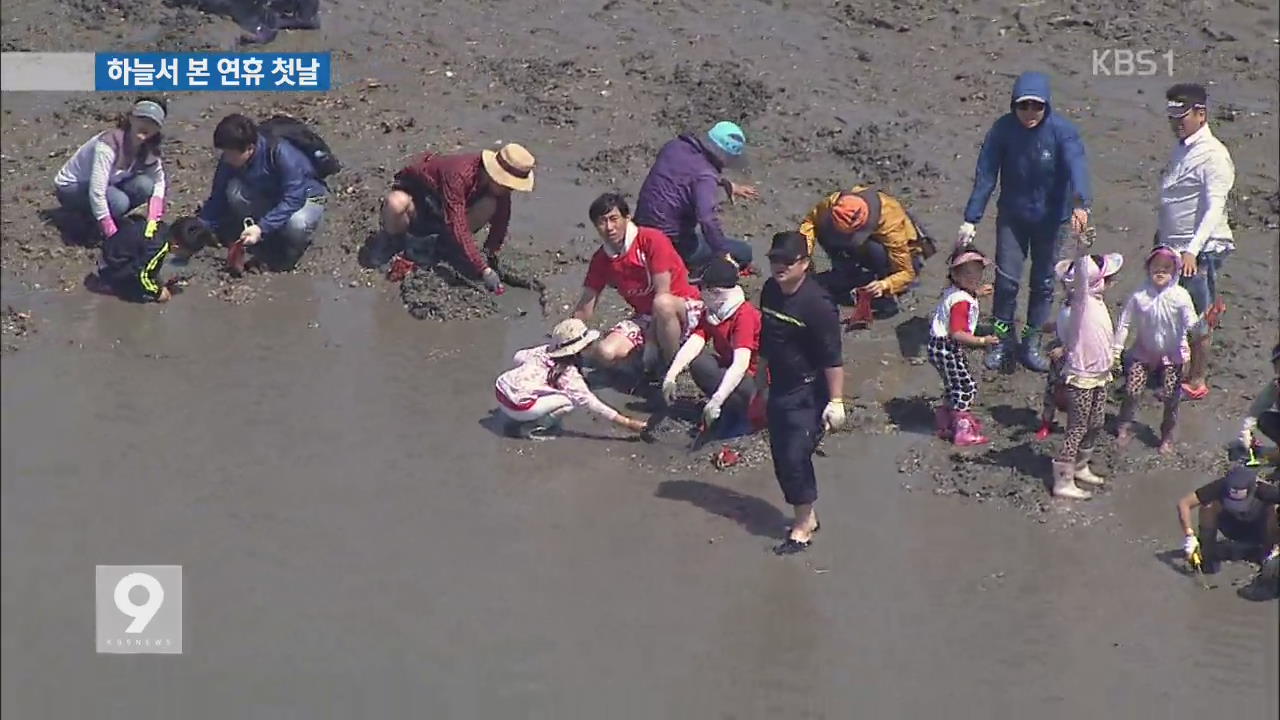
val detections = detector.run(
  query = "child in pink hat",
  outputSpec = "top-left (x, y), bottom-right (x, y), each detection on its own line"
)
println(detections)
top-left (1050, 251), bottom-right (1124, 499)
top-left (927, 246), bottom-right (1000, 446)
top-left (1112, 245), bottom-right (1208, 454)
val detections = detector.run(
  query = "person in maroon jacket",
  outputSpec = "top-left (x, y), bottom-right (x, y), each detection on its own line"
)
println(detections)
top-left (369, 143), bottom-right (536, 293)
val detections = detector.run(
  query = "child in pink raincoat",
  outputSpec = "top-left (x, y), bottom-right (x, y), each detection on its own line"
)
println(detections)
top-left (1051, 251), bottom-right (1124, 500)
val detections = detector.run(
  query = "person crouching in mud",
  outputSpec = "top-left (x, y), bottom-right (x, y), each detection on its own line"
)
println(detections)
top-left (93, 217), bottom-right (212, 303)
top-left (495, 319), bottom-right (649, 440)
top-left (1177, 466), bottom-right (1280, 587)
top-left (1238, 344), bottom-right (1280, 464)
top-left (371, 143), bottom-right (536, 294)
top-left (53, 98), bottom-right (169, 244)
top-left (798, 185), bottom-right (934, 320)
top-left (1050, 251), bottom-right (1123, 500)
top-left (573, 192), bottom-right (704, 379)
top-left (660, 257), bottom-right (763, 436)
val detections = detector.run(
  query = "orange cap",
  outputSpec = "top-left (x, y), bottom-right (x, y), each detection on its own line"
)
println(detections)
top-left (828, 194), bottom-right (869, 234)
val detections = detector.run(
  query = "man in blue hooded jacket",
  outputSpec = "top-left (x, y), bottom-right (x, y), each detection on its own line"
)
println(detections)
top-left (957, 71), bottom-right (1092, 372)
top-left (634, 121), bottom-right (758, 273)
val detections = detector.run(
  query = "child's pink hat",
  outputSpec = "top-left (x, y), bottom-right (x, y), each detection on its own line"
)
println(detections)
top-left (1054, 252), bottom-right (1124, 282)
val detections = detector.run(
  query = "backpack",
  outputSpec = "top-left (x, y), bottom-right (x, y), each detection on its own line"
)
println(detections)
top-left (259, 115), bottom-right (342, 178)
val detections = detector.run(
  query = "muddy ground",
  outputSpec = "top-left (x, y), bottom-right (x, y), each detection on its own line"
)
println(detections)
top-left (2, 0), bottom-right (1279, 716)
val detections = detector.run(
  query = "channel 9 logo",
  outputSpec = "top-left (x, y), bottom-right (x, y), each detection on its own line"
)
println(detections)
top-left (95, 565), bottom-right (182, 654)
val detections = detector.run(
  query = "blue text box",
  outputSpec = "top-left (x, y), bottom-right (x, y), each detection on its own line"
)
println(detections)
top-left (94, 53), bottom-right (331, 92)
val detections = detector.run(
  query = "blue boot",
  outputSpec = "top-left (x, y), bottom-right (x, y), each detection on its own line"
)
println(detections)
top-left (1018, 329), bottom-right (1050, 373)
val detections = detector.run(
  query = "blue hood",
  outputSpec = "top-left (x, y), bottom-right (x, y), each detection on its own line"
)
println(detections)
top-left (1010, 71), bottom-right (1052, 115)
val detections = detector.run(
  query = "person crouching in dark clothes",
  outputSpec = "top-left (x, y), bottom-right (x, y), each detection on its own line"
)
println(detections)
top-left (197, 114), bottom-right (328, 271)
top-left (660, 257), bottom-right (762, 435)
top-left (799, 187), bottom-right (932, 319)
top-left (757, 231), bottom-right (846, 555)
top-left (1176, 465), bottom-right (1280, 574)
top-left (96, 217), bottom-right (211, 302)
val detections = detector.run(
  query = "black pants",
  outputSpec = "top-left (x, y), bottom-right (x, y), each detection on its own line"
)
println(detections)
top-left (767, 381), bottom-right (826, 506)
top-left (689, 353), bottom-right (756, 415)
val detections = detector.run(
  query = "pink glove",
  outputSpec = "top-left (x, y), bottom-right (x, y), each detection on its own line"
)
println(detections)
top-left (147, 196), bottom-right (165, 222)
top-left (99, 217), bottom-right (118, 237)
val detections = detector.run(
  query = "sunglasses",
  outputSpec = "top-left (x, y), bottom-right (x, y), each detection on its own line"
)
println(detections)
top-left (1015, 100), bottom-right (1045, 111)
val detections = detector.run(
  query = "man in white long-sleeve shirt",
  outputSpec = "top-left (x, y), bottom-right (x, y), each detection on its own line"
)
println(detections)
top-left (1157, 82), bottom-right (1235, 400)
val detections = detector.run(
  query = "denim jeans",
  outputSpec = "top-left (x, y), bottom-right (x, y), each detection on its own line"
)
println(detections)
top-left (676, 230), bottom-right (754, 273)
top-left (1178, 249), bottom-right (1229, 314)
top-left (227, 177), bottom-right (326, 269)
top-left (993, 215), bottom-right (1066, 330)
top-left (55, 176), bottom-right (154, 220)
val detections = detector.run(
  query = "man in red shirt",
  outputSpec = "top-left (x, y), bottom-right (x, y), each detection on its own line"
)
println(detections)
top-left (660, 257), bottom-right (762, 429)
top-left (573, 192), bottom-right (703, 373)
top-left (369, 143), bottom-right (536, 293)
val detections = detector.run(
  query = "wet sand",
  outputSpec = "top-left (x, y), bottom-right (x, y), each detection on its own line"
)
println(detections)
top-left (3, 0), bottom-right (1279, 715)
top-left (2, 280), bottom-right (1277, 717)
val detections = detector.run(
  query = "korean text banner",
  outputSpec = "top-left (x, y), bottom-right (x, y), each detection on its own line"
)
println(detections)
top-left (95, 53), bottom-right (331, 91)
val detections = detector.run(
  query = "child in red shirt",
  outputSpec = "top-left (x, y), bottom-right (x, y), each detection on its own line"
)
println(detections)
top-left (928, 246), bottom-right (1000, 446)
top-left (660, 257), bottom-right (762, 432)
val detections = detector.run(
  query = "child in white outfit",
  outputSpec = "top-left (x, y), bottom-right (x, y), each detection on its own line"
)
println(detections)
top-left (495, 319), bottom-right (647, 439)
top-left (1112, 245), bottom-right (1205, 453)
top-left (927, 247), bottom-right (1000, 446)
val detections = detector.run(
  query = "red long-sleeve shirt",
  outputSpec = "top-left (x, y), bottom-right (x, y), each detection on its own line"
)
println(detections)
top-left (393, 152), bottom-right (511, 275)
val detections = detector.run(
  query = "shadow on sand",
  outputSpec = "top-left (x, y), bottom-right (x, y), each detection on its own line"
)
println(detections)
top-left (477, 409), bottom-right (642, 443)
top-left (655, 479), bottom-right (788, 540)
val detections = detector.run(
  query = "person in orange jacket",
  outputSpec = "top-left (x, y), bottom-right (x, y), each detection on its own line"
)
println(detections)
top-left (798, 185), bottom-right (934, 318)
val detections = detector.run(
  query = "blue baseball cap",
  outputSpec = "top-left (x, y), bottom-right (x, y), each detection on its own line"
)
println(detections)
top-left (707, 121), bottom-right (747, 158)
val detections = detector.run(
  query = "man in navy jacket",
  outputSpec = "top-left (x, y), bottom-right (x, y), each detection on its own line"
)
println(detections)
top-left (957, 71), bottom-right (1092, 372)
top-left (199, 113), bottom-right (327, 271)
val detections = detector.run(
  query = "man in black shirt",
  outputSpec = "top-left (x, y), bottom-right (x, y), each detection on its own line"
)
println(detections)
top-left (756, 231), bottom-right (846, 555)
top-left (1176, 465), bottom-right (1279, 574)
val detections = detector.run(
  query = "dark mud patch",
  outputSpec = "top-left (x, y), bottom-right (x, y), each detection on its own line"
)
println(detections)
top-left (397, 247), bottom-right (556, 321)
top-left (653, 60), bottom-right (774, 131)
top-left (576, 143), bottom-right (655, 186)
top-left (479, 57), bottom-right (594, 128)
top-left (827, 121), bottom-right (944, 200)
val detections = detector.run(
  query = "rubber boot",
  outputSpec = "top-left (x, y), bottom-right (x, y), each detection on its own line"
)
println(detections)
top-left (984, 327), bottom-right (1014, 371)
top-left (1018, 329), bottom-right (1050, 373)
top-left (934, 406), bottom-right (953, 440)
top-left (952, 411), bottom-right (988, 447)
top-left (1074, 446), bottom-right (1105, 486)
top-left (1052, 460), bottom-right (1092, 500)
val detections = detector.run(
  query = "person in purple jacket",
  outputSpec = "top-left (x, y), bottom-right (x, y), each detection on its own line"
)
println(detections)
top-left (634, 121), bottom-right (758, 273)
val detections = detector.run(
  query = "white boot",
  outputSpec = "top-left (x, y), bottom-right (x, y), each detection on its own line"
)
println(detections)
top-left (1053, 460), bottom-right (1092, 500)
top-left (1074, 447), bottom-right (1105, 486)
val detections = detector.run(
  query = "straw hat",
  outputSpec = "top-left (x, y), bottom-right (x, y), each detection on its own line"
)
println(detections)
top-left (482, 143), bottom-right (536, 192)
top-left (546, 318), bottom-right (599, 358)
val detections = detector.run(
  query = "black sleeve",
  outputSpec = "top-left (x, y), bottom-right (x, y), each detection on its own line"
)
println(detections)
top-left (1256, 481), bottom-right (1280, 504)
top-left (807, 287), bottom-right (843, 368)
top-left (1194, 478), bottom-right (1224, 505)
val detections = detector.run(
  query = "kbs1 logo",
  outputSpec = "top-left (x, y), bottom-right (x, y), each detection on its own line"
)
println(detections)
top-left (95, 565), bottom-right (183, 654)
top-left (1092, 49), bottom-right (1174, 77)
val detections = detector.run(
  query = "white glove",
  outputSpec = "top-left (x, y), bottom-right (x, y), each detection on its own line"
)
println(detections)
top-left (661, 377), bottom-right (678, 405)
top-left (1239, 417), bottom-right (1257, 449)
top-left (1183, 534), bottom-right (1200, 559)
top-left (821, 400), bottom-right (846, 432)
top-left (702, 398), bottom-right (723, 426)
top-left (956, 222), bottom-right (977, 248)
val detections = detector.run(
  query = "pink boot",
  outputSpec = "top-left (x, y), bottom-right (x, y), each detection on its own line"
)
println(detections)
top-left (952, 411), bottom-right (989, 447)
top-left (934, 406), bottom-right (953, 439)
